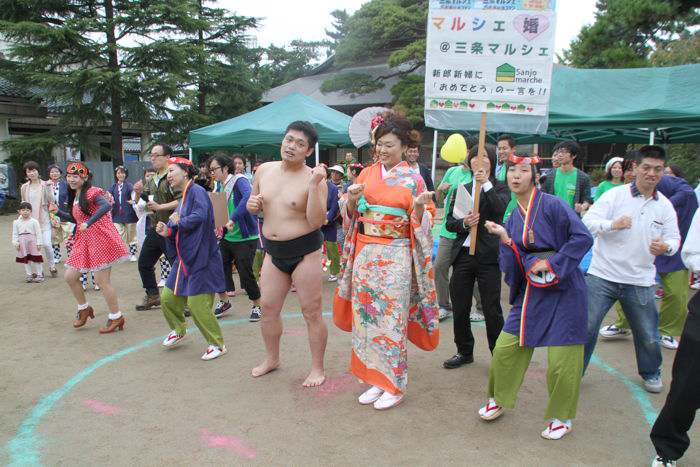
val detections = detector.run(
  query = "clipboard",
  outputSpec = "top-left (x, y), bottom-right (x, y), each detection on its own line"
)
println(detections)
top-left (208, 192), bottom-right (229, 228)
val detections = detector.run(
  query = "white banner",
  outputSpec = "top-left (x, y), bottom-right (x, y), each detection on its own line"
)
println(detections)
top-left (425, 0), bottom-right (557, 133)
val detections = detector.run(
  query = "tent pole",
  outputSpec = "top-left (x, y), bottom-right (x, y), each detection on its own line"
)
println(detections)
top-left (431, 129), bottom-right (438, 184)
top-left (188, 147), bottom-right (193, 162)
top-left (315, 142), bottom-right (319, 166)
top-left (649, 130), bottom-right (655, 145)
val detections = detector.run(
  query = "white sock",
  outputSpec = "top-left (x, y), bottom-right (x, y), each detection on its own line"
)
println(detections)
top-left (24, 264), bottom-right (33, 275)
top-left (77, 302), bottom-right (90, 311)
top-left (108, 312), bottom-right (122, 320)
top-left (33, 263), bottom-right (44, 276)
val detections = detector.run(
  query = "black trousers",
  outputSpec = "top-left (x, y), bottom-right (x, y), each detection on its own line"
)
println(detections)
top-left (650, 292), bottom-right (700, 461)
top-left (220, 238), bottom-right (261, 301)
top-left (138, 227), bottom-right (167, 295)
top-left (449, 248), bottom-right (504, 357)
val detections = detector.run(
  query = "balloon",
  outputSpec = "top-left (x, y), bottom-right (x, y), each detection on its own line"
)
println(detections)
top-left (440, 134), bottom-right (468, 164)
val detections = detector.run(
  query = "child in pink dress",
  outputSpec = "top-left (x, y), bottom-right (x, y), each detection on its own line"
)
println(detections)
top-left (13, 202), bottom-right (44, 282)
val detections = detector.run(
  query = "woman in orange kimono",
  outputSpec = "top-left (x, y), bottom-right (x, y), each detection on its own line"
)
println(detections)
top-left (333, 111), bottom-right (439, 410)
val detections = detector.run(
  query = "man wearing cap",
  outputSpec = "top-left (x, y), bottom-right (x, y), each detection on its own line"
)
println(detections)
top-left (132, 144), bottom-right (181, 311)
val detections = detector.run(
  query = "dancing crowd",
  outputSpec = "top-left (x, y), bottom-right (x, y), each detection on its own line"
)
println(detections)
top-left (11, 110), bottom-right (700, 466)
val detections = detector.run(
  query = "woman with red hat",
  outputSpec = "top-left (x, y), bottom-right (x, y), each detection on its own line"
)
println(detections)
top-left (50, 162), bottom-right (129, 333)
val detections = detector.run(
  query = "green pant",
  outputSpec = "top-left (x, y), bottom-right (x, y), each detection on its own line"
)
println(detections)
top-left (161, 287), bottom-right (224, 348)
top-left (614, 270), bottom-right (689, 336)
top-left (488, 332), bottom-right (584, 420)
top-left (253, 249), bottom-right (265, 281)
top-left (325, 241), bottom-right (341, 276)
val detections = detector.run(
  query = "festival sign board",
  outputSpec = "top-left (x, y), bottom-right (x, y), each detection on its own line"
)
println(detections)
top-left (424, 0), bottom-right (557, 134)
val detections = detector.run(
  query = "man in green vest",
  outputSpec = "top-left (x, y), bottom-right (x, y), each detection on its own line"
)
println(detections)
top-left (542, 141), bottom-right (592, 215)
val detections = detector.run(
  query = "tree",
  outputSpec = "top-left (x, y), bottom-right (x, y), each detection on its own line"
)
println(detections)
top-left (159, 1), bottom-right (260, 143)
top-left (256, 40), bottom-right (328, 91)
top-left (321, 0), bottom-right (428, 125)
top-left (561, 0), bottom-right (699, 68)
top-left (0, 0), bottom-right (206, 165)
top-left (325, 9), bottom-right (350, 51)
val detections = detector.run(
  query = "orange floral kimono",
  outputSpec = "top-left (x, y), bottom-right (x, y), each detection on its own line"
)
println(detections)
top-left (333, 161), bottom-right (439, 395)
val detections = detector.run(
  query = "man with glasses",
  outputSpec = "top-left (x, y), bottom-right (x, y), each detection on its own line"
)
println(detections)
top-left (246, 121), bottom-right (329, 388)
top-left (542, 141), bottom-right (592, 216)
top-left (132, 144), bottom-right (181, 310)
top-left (582, 145), bottom-right (681, 394)
top-left (208, 155), bottom-right (262, 322)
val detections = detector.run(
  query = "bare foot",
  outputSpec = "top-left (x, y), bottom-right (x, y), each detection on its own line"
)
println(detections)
top-left (302, 369), bottom-right (326, 387)
top-left (251, 359), bottom-right (279, 377)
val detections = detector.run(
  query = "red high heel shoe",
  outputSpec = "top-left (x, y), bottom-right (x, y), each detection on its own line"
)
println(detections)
top-left (99, 316), bottom-right (125, 334)
top-left (73, 306), bottom-right (95, 328)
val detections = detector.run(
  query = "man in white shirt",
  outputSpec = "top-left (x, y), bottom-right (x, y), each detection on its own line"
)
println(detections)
top-left (649, 207), bottom-right (700, 467)
top-left (582, 145), bottom-right (681, 394)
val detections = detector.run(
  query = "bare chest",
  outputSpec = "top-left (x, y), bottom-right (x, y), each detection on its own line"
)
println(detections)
top-left (260, 170), bottom-right (310, 214)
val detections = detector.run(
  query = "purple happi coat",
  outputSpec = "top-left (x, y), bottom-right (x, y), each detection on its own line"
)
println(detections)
top-left (500, 189), bottom-right (593, 347)
top-left (165, 181), bottom-right (225, 296)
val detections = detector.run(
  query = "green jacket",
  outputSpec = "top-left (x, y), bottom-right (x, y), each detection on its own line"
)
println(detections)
top-left (141, 170), bottom-right (181, 225)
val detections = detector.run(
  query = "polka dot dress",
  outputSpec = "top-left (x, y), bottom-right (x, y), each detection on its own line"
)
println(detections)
top-left (65, 187), bottom-right (130, 273)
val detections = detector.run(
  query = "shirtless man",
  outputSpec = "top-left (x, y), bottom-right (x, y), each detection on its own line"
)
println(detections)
top-left (247, 121), bottom-right (329, 387)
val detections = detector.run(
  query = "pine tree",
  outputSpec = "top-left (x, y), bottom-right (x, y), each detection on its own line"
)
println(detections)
top-left (0, 0), bottom-right (204, 165)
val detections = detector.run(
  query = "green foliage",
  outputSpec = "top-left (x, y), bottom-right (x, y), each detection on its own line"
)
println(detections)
top-left (561, 0), bottom-right (699, 68)
top-left (2, 135), bottom-right (60, 180)
top-left (326, 9), bottom-right (350, 49)
top-left (391, 75), bottom-right (424, 127)
top-left (256, 41), bottom-right (327, 91)
top-left (334, 0), bottom-right (427, 67)
top-left (320, 72), bottom-right (385, 95)
top-left (588, 168), bottom-right (606, 186)
top-left (667, 144), bottom-right (700, 185)
top-left (651, 31), bottom-right (700, 66)
top-left (320, 0), bottom-right (428, 124)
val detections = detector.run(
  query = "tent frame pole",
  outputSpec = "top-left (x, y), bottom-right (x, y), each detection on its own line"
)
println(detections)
top-left (431, 129), bottom-right (438, 184)
top-left (315, 142), bottom-right (320, 166)
top-left (649, 130), bottom-right (655, 145)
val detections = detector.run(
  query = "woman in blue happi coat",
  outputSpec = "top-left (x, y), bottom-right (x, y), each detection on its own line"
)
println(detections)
top-left (478, 154), bottom-right (593, 441)
top-left (155, 157), bottom-right (227, 361)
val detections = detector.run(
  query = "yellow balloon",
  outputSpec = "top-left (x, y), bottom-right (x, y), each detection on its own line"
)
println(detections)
top-left (440, 133), bottom-right (468, 163)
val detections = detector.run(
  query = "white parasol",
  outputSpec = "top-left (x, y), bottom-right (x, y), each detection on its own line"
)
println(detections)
top-left (348, 106), bottom-right (391, 148)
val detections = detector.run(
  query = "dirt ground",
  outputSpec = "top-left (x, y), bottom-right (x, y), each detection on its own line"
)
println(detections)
top-left (0, 214), bottom-right (698, 466)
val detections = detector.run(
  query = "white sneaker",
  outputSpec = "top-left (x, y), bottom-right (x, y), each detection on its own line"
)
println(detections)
top-left (130, 255), bottom-right (137, 262)
top-left (541, 419), bottom-right (572, 440)
top-left (652, 455), bottom-right (677, 466)
top-left (158, 278), bottom-right (166, 288)
top-left (690, 281), bottom-right (700, 290)
top-left (478, 398), bottom-right (503, 421)
top-left (373, 391), bottom-right (404, 410)
top-left (470, 309), bottom-right (485, 322)
top-left (201, 345), bottom-right (227, 361)
top-left (438, 307), bottom-right (451, 321)
top-left (660, 335), bottom-right (679, 350)
top-left (358, 386), bottom-right (384, 405)
top-left (644, 376), bottom-right (663, 393)
top-left (327, 275), bottom-right (338, 282)
top-left (162, 330), bottom-right (185, 347)
top-left (93, 283), bottom-right (100, 291)
top-left (599, 324), bottom-right (630, 339)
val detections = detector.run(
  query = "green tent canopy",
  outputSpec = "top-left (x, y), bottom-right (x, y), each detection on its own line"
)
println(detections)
top-left (444, 64), bottom-right (700, 144)
top-left (188, 93), bottom-right (353, 157)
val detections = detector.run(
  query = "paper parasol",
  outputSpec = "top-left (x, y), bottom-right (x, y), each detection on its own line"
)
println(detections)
top-left (348, 106), bottom-right (391, 148)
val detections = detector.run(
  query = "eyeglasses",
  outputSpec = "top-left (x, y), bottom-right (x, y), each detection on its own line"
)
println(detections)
top-left (209, 166), bottom-right (222, 175)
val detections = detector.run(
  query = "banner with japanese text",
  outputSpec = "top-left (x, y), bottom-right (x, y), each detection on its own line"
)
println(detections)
top-left (424, 0), bottom-right (557, 134)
